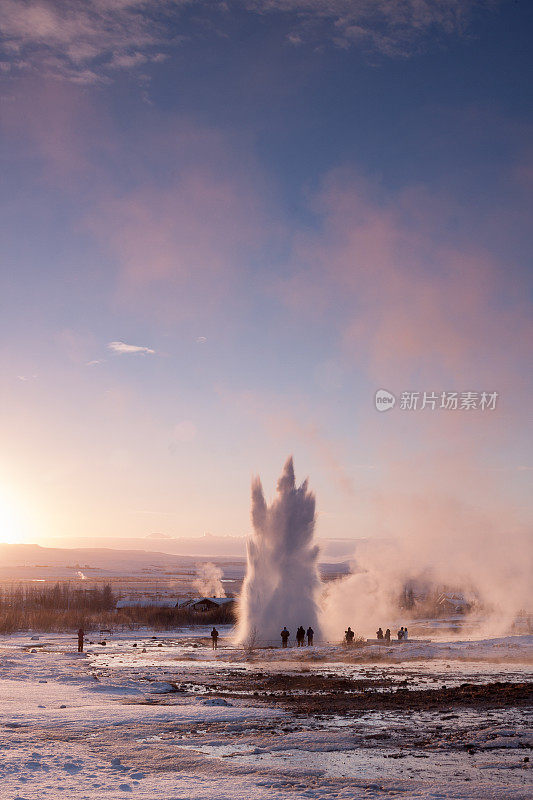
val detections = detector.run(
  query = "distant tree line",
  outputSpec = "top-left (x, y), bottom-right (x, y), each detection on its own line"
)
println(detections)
top-left (0, 582), bottom-right (236, 633)
top-left (0, 582), bottom-right (116, 613)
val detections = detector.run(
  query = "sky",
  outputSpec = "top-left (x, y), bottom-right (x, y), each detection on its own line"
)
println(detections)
top-left (0, 0), bottom-right (532, 547)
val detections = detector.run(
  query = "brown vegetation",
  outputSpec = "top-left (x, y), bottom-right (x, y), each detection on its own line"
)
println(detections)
top-left (0, 583), bottom-right (235, 633)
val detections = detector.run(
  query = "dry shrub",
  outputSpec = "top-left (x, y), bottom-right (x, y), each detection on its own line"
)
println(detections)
top-left (0, 583), bottom-right (236, 633)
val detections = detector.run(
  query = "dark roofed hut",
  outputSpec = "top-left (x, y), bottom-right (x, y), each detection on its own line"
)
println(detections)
top-left (179, 596), bottom-right (235, 612)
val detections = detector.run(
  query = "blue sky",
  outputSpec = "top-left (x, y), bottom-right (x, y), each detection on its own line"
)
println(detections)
top-left (0, 0), bottom-right (531, 545)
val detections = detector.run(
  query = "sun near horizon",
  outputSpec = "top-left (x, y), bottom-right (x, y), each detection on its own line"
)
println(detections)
top-left (0, 487), bottom-right (29, 544)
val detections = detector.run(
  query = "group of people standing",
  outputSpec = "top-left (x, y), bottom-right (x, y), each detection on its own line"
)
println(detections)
top-left (376, 626), bottom-right (409, 642)
top-left (76, 623), bottom-right (411, 653)
top-left (280, 626), bottom-right (314, 647)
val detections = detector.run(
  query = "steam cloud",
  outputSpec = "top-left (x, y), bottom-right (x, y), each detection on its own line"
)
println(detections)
top-left (237, 456), bottom-right (322, 644)
top-left (193, 562), bottom-right (226, 598)
top-left (322, 496), bottom-right (533, 640)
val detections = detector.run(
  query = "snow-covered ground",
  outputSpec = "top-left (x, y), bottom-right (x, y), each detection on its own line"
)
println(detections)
top-left (0, 630), bottom-right (531, 799)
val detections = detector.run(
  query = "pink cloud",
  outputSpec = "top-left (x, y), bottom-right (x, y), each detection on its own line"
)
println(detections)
top-left (93, 171), bottom-right (263, 290)
top-left (2, 82), bottom-right (281, 322)
top-left (280, 171), bottom-right (532, 390)
top-left (82, 119), bottom-right (281, 321)
top-left (1, 78), bottom-right (113, 185)
top-left (0, 1), bottom-right (496, 84)
top-left (0, 0), bottom-right (175, 82)
top-left (274, 170), bottom-right (533, 531)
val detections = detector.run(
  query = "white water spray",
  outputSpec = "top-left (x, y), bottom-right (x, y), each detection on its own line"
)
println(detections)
top-left (237, 457), bottom-right (322, 644)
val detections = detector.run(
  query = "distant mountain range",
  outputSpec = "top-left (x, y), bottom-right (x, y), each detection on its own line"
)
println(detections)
top-left (0, 540), bottom-right (357, 580)
top-left (45, 533), bottom-right (361, 559)
top-left (0, 543), bottom-right (207, 580)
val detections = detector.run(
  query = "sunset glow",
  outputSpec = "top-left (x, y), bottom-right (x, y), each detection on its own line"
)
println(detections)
top-left (0, 488), bottom-right (26, 544)
top-left (0, 6), bottom-right (531, 800)
top-left (0, 1), bottom-right (530, 552)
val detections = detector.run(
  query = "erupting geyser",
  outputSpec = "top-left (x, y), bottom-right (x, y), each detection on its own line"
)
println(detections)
top-left (237, 457), bottom-right (322, 644)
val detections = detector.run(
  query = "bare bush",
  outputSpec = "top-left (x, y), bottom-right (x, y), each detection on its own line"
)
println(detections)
top-left (0, 582), bottom-right (236, 633)
top-left (243, 626), bottom-right (258, 657)
top-left (340, 633), bottom-right (366, 648)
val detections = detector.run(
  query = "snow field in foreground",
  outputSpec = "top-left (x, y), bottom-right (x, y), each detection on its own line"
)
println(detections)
top-left (0, 632), bottom-right (531, 799)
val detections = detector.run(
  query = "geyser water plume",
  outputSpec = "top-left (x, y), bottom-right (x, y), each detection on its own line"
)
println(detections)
top-left (237, 457), bottom-right (322, 644)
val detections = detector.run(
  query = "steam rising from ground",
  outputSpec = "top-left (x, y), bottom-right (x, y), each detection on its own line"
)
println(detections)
top-left (193, 562), bottom-right (225, 597)
top-left (322, 496), bottom-right (532, 641)
top-left (237, 457), bottom-right (322, 644)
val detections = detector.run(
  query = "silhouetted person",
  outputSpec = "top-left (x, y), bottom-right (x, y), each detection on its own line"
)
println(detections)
top-left (403, 627), bottom-right (409, 641)
top-left (345, 627), bottom-right (355, 645)
top-left (281, 627), bottom-right (290, 648)
top-left (384, 628), bottom-right (391, 643)
top-left (376, 627), bottom-right (384, 640)
top-left (397, 627), bottom-right (404, 641)
top-left (306, 626), bottom-right (314, 646)
top-left (296, 626), bottom-right (305, 646)
top-left (211, 627), bottom-right (219, 650)
top-left (77, 628), bottom-right (84, 653)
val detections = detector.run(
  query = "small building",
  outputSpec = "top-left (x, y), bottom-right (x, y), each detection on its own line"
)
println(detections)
top-left (116, 596), bottom-right (235, 613)
top-left (436, 592), bottom-right (469, 615)
top-left (178, 596), bottom-right (235, 612)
